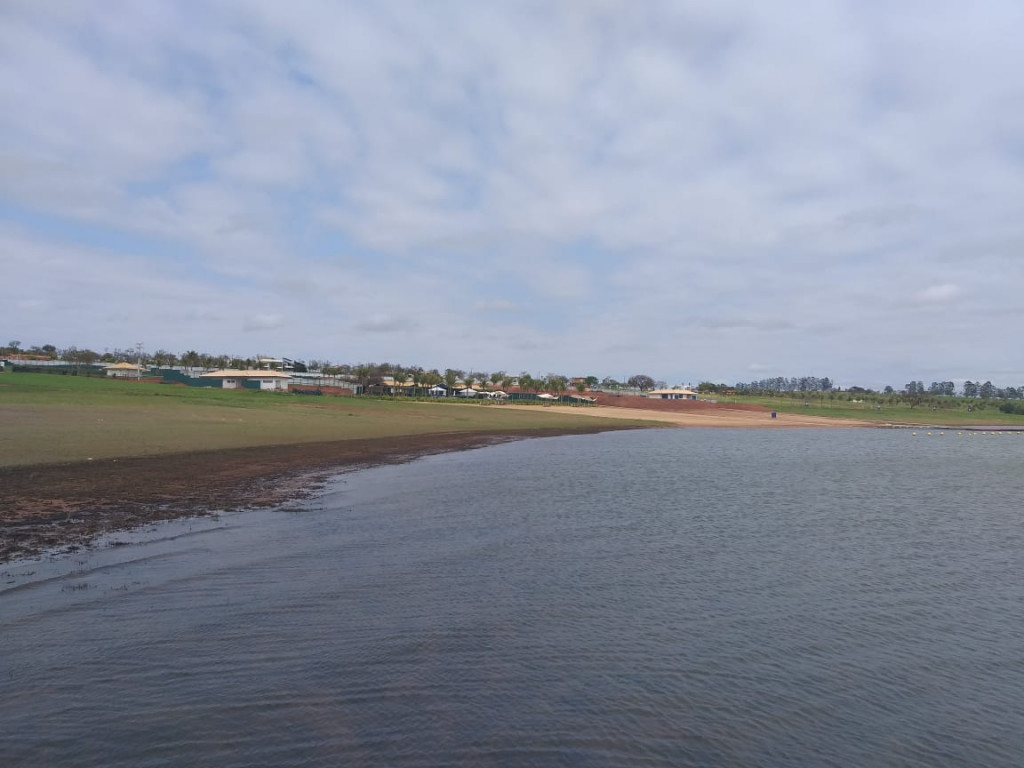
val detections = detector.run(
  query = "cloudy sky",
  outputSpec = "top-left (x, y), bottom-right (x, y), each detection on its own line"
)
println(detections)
top-left (2, 1), bottom-right (1023, 388)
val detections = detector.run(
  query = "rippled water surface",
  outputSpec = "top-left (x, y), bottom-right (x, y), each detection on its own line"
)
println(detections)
top-left (3, 428), bottom-right (1023, 766)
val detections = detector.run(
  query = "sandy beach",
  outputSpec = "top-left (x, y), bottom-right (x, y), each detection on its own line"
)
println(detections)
top-left (565, 402), bottom-right (871, 428)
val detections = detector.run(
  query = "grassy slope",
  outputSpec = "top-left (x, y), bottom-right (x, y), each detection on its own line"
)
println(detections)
top-left (722, 394), bottom-right (1024, 426)
top-left (0, 373), bottom-right (653, 467)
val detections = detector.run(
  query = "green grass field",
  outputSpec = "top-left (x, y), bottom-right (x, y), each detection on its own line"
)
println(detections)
top-left (0, 373), bottom-right (653, 467)
top-left (722, 393), bottom-right (1024, 426)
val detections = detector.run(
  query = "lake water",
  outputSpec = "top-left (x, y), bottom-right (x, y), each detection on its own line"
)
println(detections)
top-left (3, 428), bottom-right (1023, 767)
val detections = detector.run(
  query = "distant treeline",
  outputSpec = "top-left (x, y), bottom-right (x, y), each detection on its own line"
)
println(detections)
top-left (726, 376), bottom-right (1024, 401)
top-left (733, 376), bottom-right (834, 393)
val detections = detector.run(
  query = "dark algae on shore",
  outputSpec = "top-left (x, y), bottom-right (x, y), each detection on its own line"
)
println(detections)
top-left (0, 427), bottom-right (634, 562)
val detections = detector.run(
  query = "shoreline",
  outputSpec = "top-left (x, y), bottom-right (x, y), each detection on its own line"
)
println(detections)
top-left (0, 425), bottom-right (644, 563)
top-left (0, 401), bottom-right (881, 564)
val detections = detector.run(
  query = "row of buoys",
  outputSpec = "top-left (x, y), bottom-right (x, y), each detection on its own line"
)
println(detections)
top-left (910, 430), bottom-right (1021, 436)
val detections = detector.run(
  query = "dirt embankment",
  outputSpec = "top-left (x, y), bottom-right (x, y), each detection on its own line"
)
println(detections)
top-left (590, 393), bottom-right (769, 413)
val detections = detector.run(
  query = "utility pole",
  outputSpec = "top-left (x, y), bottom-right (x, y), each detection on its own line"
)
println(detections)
top-left (136, 342), bottom-right (143, 381)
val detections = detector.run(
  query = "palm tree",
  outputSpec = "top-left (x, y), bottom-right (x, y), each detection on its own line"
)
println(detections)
top-left (181, 350), bottom-right (200, 372)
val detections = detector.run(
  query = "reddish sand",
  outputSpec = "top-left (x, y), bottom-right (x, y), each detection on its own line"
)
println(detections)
top-left (574, 393), bottom-right (870, 428)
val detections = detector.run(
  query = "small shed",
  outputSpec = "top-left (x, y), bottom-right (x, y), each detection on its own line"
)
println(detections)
top-left (104, 362), bottom-right (143, 378)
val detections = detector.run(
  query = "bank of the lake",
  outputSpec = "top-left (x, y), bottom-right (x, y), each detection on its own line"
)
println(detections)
top-left (0, 425), bottom-right (648, 563)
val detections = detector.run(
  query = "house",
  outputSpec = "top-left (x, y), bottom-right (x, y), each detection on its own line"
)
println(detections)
top-left (379, 376), bottom-right (417, 395)
top-left (648, 388), bottom-right (698, 400)
top-left (103, 362), bottom-right (143, 378)
top-left (199, 369), bottom-right (292, 391)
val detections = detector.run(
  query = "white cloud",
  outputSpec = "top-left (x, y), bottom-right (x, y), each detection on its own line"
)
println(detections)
top-left (243, 313), bottom-right (286, 332)
top-left (2, 1), bottom-right (1024, 386)
top-left (917, 284), bottom-right (963, 304)
top-left (355, 314), bottom-right (408, 333)
top-left (474, 300), bottom-right (519, 313)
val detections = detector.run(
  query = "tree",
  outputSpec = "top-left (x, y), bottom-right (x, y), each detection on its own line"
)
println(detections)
top-left (627, 374), bottom-right (655, 392)
top-left (354, 364), bottom-right (372, 394)
top-left (181, 350), bottom-right (200, 370)
top-left (152, 349), bottom-right (175, 367)
top-left (443, 368), bottom-right (461, 394)
top-left (979, 380), bottom-right (996, 399)
top-left (575, 380), bottom-right (587, 395)
top-left (391, 369), bottom-right (409, 395)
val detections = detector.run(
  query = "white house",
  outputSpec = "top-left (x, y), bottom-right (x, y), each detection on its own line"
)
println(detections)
top-left (199, 369), bottom-right (292, 391)
top-left (648, 388), bottom-right (699, 400)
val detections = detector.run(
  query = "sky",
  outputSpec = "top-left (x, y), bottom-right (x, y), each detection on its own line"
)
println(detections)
top-left (2, 1), bottom-right (1023, 389)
